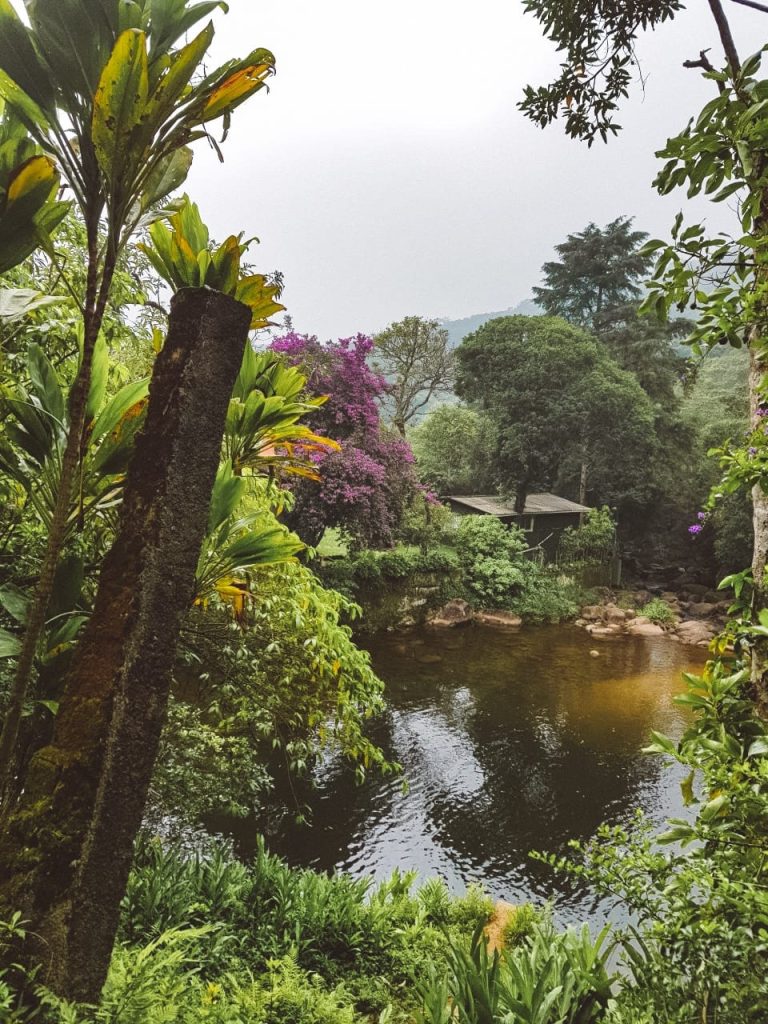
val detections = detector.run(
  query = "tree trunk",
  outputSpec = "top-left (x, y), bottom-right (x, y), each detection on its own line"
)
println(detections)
top-left (0, 244), bottom-right (114, 805)
top-left (579, 461), bottom-right (588, 507)
top-left (0, 288), bottom-right (251, 1002)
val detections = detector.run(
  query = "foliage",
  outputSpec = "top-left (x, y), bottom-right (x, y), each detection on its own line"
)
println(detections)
top-left (639, 598), bottom-right (676, 626)
top-left (271, 332), bottom-right (423, 550)
top-left (409, 404), bottom-right (498, 495)
top-left (372, 316), bottom-right (454, 434)
top-left (396, 493), bottom-right (452, 553)
top-left (533, 217), bottom-right (650, 328)
top-left (152, 556), bottom-right (394, 825)
top-left (455, 315), bottom-right (657, 513)
top-left (501, 904), bottom-right (540, 949)
top-left (558, 507), bottom-right (615, 564)
top-left (419, 918), bottom-right (614, 1024)
top-left (519, 0), bottom-right (684, 144)
top-left (140, 197), bottom-right (284, 329)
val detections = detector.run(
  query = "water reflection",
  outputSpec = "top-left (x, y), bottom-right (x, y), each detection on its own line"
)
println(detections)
top-left (216, 624), bottom-right (706, 924)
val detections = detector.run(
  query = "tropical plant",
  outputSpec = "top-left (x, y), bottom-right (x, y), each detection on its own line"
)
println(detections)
top-left (0, 0), bottom-right (276, 800)
top-left (639, 598), bottom-right (676, 626)
top-left (0, 340), bottom-right (148, 537)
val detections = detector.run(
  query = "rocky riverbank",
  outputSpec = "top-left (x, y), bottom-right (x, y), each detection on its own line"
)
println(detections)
top-left (576, 584), bottom-right (729, 646)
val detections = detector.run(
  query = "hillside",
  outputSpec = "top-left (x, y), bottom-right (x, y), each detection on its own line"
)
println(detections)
top-left (439, 298), bottom-right (540, 348)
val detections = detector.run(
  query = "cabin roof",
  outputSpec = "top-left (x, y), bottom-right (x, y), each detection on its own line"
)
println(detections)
top-left (445, 493), bottom-right (590, 516)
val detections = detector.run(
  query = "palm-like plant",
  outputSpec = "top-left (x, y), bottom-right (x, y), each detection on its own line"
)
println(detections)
top-left (0, 0), bottom-right (277, 793)
top-left (225, 343), bottom-right (339, 481)
top-left (0, 340), bottom-right (148, 535)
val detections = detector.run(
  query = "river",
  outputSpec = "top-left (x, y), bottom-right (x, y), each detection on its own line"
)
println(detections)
top-left (215, 623), bottom-right (707, 925)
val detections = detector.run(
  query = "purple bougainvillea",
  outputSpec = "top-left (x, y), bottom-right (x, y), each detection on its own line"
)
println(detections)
top-left (271, 332), bottom-right (422, 549)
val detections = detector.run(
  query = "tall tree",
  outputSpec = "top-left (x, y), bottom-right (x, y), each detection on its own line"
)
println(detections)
top-left (520, 0), bottom-right (768, 710)
top-left (455, 315), bottom-right (656, 512)
top-left (372, 316), bottom-right (454, 436)
top-left (533, 217), bottom-right (650, 328)
top-left (410, 404), bottom-right (497, 495)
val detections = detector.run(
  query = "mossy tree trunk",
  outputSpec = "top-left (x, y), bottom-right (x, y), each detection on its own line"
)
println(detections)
top-left (0, 287), bottom-right (250, 1002)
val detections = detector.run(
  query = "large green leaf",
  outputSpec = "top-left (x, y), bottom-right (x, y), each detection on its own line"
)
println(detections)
top-left (0, 625), bottom-right (21, 658)
top-left (92, 28), bottom-right (149, 187)
top-left (27, 342), bottom-right (65, 430)
top-left (0, 288), bottom-right (65, 322)
top-left (91, 376), bottom-right (149, 441)
top-left (147, 0), bottom-right (227, 56)
top-left (25, 0), bottom-right (119, 103)
top-left (0, 0), bottom-right (56, 114)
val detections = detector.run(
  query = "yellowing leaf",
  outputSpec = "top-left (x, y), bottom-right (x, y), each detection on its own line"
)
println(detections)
top-left (202, 63), bottom-right (273, 122)
top-left (92, 29), bottom-right (149, 187)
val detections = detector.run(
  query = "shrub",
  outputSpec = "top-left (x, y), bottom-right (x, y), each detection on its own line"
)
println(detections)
top-left (501, 903), bottom-right (540, 948)
top-left (559, 507), bottom-right (616, 563)
top-left (455, 515), bottom-right (527, 564)
top-left (640, 597), bottom-right (676, 626)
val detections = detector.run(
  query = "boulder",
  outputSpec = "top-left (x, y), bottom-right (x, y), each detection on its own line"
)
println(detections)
top-left (475, 610), bottom-right (523, 628)
top-left (574, 618), bottom-right (587, 627)
top-left (586, 624), bottom-right (622, 638)
top-left (624, 609), bottom-right (636, 620)
top-left (676, 620), bottom-right (715, 646)
top-left (580, 605), bottom-right (603, 621)
top-left (627, 622), bottom-right (665, 637)
top-left (417, 653), bottom-right (443, 664)
top-left (632, 589), bottom-right (653, 606)
top-left (632, 615), bottom-right (651, 626)
top-left (661, 591), bottom-right (680, 604)
top-left (427, 599), bottom-right (472, 628)
top-left (603, 603), bottom-right (626, 625)
top-left (688, 602), bottom-right (717, 618)
top-left (682, 583), bottom-right (709, 598)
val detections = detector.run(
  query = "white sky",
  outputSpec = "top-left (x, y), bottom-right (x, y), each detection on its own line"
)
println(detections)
top-left (58, 2), bottom-right (768, 337)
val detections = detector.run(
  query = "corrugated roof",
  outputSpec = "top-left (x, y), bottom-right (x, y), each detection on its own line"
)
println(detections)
top-left (445, 493), bottom-right (590, 516)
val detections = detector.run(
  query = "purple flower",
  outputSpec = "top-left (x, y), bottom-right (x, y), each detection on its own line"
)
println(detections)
top-left (749, 447), bottom-right (758, 457)
top-left (688, 524), bottom-right (703, 536)
top-left (697, 511), bottom-right (706, 521)
top-left (757, 404), bottom-right (768, 416)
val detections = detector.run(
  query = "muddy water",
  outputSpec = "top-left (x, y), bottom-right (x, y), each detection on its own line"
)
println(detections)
top-left (219, 624), bottom-right (707, 924)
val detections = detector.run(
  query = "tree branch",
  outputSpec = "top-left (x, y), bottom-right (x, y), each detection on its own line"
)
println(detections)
top-left (730, 0), bottom-right (768, 14)
top-left (708, 0), bottom-right (741, 76)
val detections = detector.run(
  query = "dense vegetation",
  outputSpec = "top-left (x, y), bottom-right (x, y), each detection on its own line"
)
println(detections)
top-left (0, 0), bottom-right (767, 1022)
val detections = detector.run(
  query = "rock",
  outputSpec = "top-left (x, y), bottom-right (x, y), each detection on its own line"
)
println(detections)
top-left (589, 649), bottom-right (600, 658)
top-left (580, 605), bottom-right (603, 621)
top-left (624, 609), bottom-right (636, 620)
top-left (427, 599), bottom-right (472, 627)
top-left (627, 622), bottom-right (665, 637)
top-left (676, 620), bottom-right (716, 645)
top-left (683, 583), bottom-right (709, 598)
top-left (632, 615), bottom-right (651, 626)
top-left (475, 610), bottom-right (523, 628)
top-left (603, 603), bottom-right (626, 625)
top-left (586, 624), bottom-right (621, 637)
top-left (704, 590), bottom-right (721, 604)
top-left (575, 618), bottom-right (587, 627)
top-left (661, 591), bottom-right (679, 604)
top-left (632, 589), bottom-right (653, 606)
top-left (417, 653), bottom-right (443, 664)
top-left (688, 602), bottom-right (717, 618)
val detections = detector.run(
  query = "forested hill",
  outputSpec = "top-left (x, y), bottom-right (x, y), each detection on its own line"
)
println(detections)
top-left (439, 298), bottom-right (540, 348)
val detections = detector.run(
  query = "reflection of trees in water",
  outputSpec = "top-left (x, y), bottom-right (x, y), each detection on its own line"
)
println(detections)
top-left (218, 626), bottom-right (700, 920)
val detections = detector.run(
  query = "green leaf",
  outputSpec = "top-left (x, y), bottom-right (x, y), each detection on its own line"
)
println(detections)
top-left (680, 770), bottom-right (695, 807)
top-left (0, 584), bottom-right (28, 624)
top-left (140, 145), bottom-right (192, 211)
top-left (0, 0), bottom-right (56, 114)
top-left (27, 341), bottom-right (65, 429)
top-left (92, 28), bottom-right (149, 188)
top-left (0, 288), bottom-right (65, 322)
top-left (91, 377), bottom-right (149, 441)
top-left (0, 625), bottom-right (21, 658)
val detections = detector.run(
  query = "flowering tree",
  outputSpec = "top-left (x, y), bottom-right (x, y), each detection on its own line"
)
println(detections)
top-left (271, 332), bottom-right (422, 549)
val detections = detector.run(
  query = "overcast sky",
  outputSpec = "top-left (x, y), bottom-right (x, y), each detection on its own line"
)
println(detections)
top-left (186, 1), bottom-right (765, 339)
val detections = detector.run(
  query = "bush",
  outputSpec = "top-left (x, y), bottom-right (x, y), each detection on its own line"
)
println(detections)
top-left (559, 507), bottom-right (616, 563)
top-left (455, 515), bottom-right (528, 563)
top-left (640, 597), bottom-right (676, 625)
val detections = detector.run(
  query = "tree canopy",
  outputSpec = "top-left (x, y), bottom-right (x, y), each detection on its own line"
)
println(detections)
top-left (372, 316), bottom-right (454, 436)
top-left (455, 315), bottom-right (657, 512)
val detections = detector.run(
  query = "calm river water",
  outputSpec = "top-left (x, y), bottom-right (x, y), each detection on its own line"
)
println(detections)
top-left (217, 624), bottom-right (707, 924)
